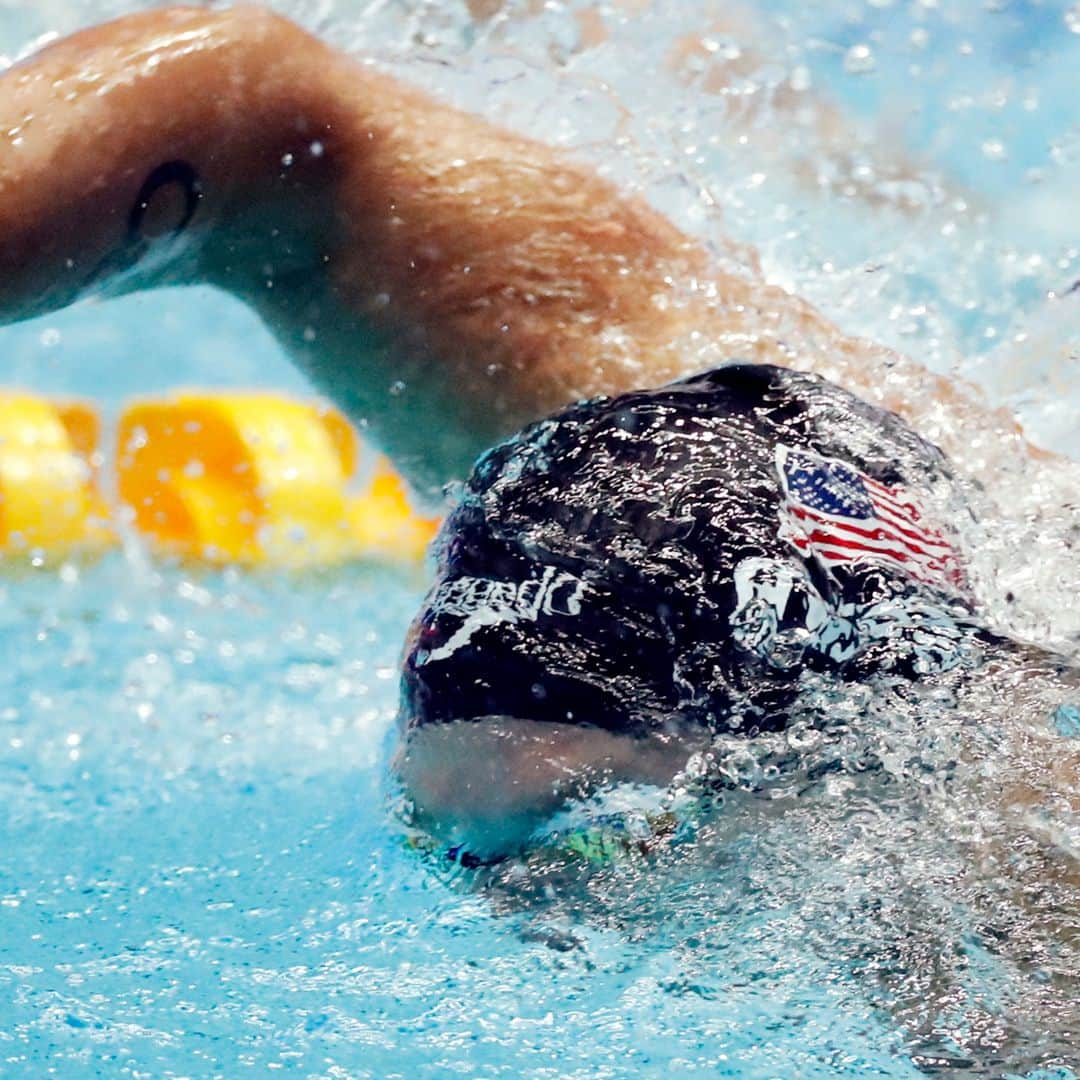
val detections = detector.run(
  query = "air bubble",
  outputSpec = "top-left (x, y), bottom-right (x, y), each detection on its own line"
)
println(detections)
top-left (843, 44), bottom-right (876, 75)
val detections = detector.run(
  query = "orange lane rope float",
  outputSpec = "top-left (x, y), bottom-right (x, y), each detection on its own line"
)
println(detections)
top-left (0, 390), bottom-right (439, 567)
top-left (116, 393), bottom-right (440, 567)
top-left (0, 392), bottom-right (114, 560)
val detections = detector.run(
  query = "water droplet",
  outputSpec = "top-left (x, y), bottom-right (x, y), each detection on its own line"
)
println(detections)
top-left (310, 140), bottom-right (325, 157)
top-left (788, 65), bottom-right (812, 92)
top-left (281, 152), bottom-right (294, 167)
top-left (981, 138), bottom-right (1007, 161)
top-left (124, 652), bottom-right (174, 699)
top-left (843, 44), bottom-right (876, 75)
top-left (39, 327), bottom-right (60, 347)
top-left (1066, 3), bottom-right (1080, 32)
top-left (389, 380), bottom-right (407, 397)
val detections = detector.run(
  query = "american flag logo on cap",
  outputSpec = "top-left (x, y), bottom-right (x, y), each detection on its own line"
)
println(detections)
top-left (775, 445), bottom-right (966, 595)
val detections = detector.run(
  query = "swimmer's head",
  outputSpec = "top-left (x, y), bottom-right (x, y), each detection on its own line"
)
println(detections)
top-left (0, 6), bottom-right (342, 321)
top-left (395, 365), bottom-right (806, 855)
top-left (395, 363), bottom-right (965, 853)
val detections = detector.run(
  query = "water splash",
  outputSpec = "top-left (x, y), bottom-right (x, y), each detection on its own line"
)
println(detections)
top-left (1, 0), bottom-right (1078, 1075)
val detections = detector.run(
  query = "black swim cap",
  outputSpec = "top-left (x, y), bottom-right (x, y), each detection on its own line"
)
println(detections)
top-left (401, 363), bottom-right (976, 739)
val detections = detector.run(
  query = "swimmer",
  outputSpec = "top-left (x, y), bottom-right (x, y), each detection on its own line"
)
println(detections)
top-left (0, 6), bottom-right (1075, 858)
top-left (398, 363), bottom-right (1080, 859)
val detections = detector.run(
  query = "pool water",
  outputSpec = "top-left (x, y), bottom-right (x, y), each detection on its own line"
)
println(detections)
top-left (2, 1), bottom-right (1079, 1076)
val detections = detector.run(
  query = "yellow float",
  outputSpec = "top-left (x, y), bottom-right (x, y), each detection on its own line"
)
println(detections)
top-left (0, 392), bottom-right (113, 559)
top-left (115, 392), bottom-right (439, 567)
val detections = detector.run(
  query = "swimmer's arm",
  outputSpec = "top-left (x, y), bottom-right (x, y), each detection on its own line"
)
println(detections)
top-left (0, 4), bottom-right (1045, 492)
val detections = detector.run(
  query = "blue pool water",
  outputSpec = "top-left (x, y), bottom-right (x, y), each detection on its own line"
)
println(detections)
top-left (2, 1), bottom-right (1079, 1076)
top-left (1, 562), bottom-right (942, 1077)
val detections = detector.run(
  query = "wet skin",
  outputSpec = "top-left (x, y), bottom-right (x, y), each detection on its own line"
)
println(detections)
top-left (0, 5), bottom-right (1067, 849)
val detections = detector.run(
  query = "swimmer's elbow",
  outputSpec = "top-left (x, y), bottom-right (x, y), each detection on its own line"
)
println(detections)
top-left (0, 4), bottom-right (342, 325)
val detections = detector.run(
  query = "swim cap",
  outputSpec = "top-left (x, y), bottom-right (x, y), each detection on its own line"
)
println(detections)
top-left (401, 363), bottom-right (978, 739)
